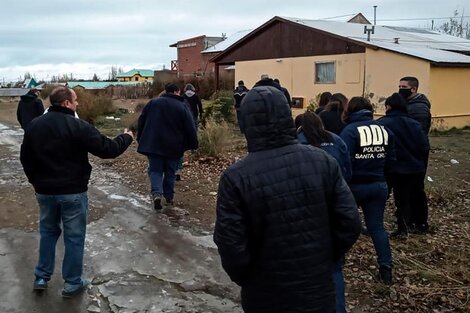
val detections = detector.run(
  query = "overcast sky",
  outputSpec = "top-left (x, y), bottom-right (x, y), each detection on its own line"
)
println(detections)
top-left (0, 0), bottom-right (468, 82)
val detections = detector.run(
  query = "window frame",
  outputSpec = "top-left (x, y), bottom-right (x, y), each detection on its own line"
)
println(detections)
top-left (314, 61), bottom-right (336, 84)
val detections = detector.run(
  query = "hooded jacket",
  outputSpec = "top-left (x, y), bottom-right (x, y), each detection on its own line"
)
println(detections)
top-left (183, 90), bottom-right (203, 121)
top-left (233, 85), bottom-right (249, 109)
top-left (214, 83), bottom-right (360, 313)
top-left (340, 109), bottom-right (395, 184)
top-left (20, 105), bottom-right (133, 195)
top-left (378, 109), bottom-right (429, 174)
top-left (407, 93), bottom-right (431, 135)
top-left (17, 92), bottom-right (44, 129)
top-left (137, 93), bottom-right (198, 158)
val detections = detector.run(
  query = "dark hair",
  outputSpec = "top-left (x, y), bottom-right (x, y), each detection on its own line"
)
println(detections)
top-left (318, 91), bottom-right (332, 108)
top-left (165, 83), bottom-right (179, 93)
top-left (294, 113), bottom-right (304, 129)
top-left (302, 111), bottom-right (332, 146)
top-left (238, 80), bottom-right (244, 86)
top-left (324, 93), bottom-right (348, 113)
top-left (343, 96), bottom-right (373, 121)
top-left (385, 92), bottom-right (407, 111)
top-left (400, 76), bottom-right (419, 89)
top-left (273, 78), bottom-right (280, 84)
top-left (49, 86), bottom-right (73, 106)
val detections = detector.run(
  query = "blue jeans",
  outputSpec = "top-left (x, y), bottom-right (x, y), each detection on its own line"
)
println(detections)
top-left (148, 155), bottom-right (180, 200)
top-left (350, 182), bottom-right (392, 267)
top-left (333, 258), bottom-right (346, 313)
top-left (35, 192), bottom-right (88, 285)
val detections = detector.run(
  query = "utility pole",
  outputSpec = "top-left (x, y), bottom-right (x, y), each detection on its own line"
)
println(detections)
top-left (373, 5), bottom-right (377, 25)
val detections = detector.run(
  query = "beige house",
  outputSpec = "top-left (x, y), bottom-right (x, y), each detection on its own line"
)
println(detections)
top-left (212, 16), bottom-right (470, 129)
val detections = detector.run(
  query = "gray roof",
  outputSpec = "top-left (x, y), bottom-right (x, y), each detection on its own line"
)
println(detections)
top-left (201, 30), bottom-right (252, 54)
top-left (282, 17), bottom-right (470, 64)
top-left (0, 88), bottom-right (29, 97)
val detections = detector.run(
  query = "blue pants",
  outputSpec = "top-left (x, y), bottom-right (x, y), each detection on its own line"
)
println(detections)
top-left (333, 258), bottom-right (346, 313)
top-left (35, 192), bottom-right (88, 285)
top-left (350, 182), bottom-right (392, 267)
top-left (147, 155), bottom-right (180, 200)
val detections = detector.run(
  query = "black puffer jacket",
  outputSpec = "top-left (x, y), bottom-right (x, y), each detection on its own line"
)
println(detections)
top-left (407, 93), bottom-right (431, 134)
top-left (214, 83), bottom-right (361, 313)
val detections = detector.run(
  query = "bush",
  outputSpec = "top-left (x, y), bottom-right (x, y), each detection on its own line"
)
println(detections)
top-left (197, 117), bottom-right (232, 157)
top-left (201, 90), bottom-right (235, 125)
top-left (75, 89), bottom-right (116, 124)
top-left (40, 85), bottom-right (56, 100)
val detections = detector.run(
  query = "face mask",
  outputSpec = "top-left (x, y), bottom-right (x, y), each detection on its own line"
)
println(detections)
top-left (399, 88), bottom-right (412, 99)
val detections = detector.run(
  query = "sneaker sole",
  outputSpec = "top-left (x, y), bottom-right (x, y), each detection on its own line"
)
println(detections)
top-left (33, 285), bottom-right (47, 291)
top-left (154, 199), bottom-right (162, 211)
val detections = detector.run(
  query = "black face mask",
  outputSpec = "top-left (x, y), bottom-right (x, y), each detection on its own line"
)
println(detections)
top-left (399, 88), bottom-right (412, 99)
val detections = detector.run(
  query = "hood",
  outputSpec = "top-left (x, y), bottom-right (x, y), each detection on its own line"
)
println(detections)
top-left (20, 93), bottom-right (38, 101)
top-left (347, 109), bottom-right (373, 123)
top-left (408, 93), bottom-right (431, 109)
top-left (184, 90), bottom-right (196, 98)
top-left (241, 85), bottom-right (297, 152)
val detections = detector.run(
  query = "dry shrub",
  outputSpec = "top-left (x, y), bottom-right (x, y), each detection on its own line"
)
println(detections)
top-left (197, 117), bottom-right (231, 157)
top-left (75, 89), bottom-right (115, 124)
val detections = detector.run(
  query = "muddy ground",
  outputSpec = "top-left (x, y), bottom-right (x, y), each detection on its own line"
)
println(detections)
top-left (1, 97), bottom-right (469, 312)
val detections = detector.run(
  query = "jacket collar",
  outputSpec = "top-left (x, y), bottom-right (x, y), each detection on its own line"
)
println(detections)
top-left (162, 93), bottom-right (185, 102)
top-left (348, 109), bottom-right (373, 123)
top-left (48, 105), bottom-right (76, 116)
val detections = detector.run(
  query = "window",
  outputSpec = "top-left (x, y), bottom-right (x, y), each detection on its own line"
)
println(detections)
top-left (315, 62), bottom-right (336, 84)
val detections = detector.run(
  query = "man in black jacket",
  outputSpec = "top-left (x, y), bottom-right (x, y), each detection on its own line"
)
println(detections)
top-left (378, 93), bottom-right (430, 237)
top-left (398, 77), bottom-right (431, 233)
top-left (214, 79), bottom-right (361, 313)
top-left (137, 83), bottom-right (198, 210)
top-left (233, 80), bottom-right (249, 133)
top-left (20, 86), bottom-right (134, 297)
top-left (398, 76), bottom-right (432, 134)
top-left (17, 88), bottom-right (44, 129)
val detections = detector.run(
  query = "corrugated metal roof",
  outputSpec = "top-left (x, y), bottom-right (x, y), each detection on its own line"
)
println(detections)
top-left (202, 30), bottom-right (252, 54)
top-left (0, 88), bottom-right (29, 97)
top-left (67, 81), bottom-right (145, 89)
top-left (282, 17), bottom-right (470, 64)
top-left (116, 69), bottom-right (154, 78)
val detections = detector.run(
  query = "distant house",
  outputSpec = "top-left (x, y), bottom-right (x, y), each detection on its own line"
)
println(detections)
top-left (23, 78), bottom-right (38, 89)
top-left (170, 35), bottom-right (224, 78)
top-left (211, 16), bottom-right (470, 129)
top-left (116, 69), bottom-right (154, 82)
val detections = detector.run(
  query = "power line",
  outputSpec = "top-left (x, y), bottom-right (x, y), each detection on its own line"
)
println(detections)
top-left (322, 13), bottom-right (356, 20)
top-left (377, 15), bottom-right (470, 22)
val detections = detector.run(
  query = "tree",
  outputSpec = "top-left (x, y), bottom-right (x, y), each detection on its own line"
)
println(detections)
top-left (24, 72), bottom-right (32, 80)
top-left (439, 10), bottom-right (470, 39)
top-left (108, 66), bottom-right (117, 81)
top-left (92, 73), bottom-right (99, 81)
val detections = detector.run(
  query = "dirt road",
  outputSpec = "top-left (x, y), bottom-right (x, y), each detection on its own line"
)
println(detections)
top-left (0, 100), bottom-right (241, 313)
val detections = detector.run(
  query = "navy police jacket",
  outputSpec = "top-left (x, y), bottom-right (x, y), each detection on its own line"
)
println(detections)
top-left (378, 109), bottom-right (429, 174)
top-left (340, 110), bottom-right (394, 184)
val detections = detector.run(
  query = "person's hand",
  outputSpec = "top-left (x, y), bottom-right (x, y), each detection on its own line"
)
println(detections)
top-left (123, 128), bottom-right (134, 140)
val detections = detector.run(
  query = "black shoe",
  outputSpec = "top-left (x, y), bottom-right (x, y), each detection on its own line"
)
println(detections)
top-left (165, 198), bottom-right (174, 206)
top-left (33, 277), bottom-right (48, 291)
top-left (379, 265), bottom-right (393, 285)
top-left (152, 193), bottom-right (162, 211)
top-left (361, 225), bottom-right (370, 237)
top-left (390, 228), bottom-right (408, 239)
top-left (410, 223), bottom-right (430, 234)
top-left (175, 174), bottom-right (181, 181)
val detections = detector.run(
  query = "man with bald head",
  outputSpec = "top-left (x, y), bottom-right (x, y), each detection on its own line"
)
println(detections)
top-left (20, 86), bottom-right (134, 297)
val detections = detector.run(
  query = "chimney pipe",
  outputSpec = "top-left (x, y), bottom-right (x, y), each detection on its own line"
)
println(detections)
top-left (373, 5), bottom-right (377, 25)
